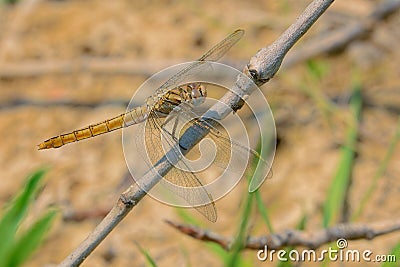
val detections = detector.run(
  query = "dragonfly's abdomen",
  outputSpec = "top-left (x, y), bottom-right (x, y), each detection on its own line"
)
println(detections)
top-left (37, 83), bottom-right (206, 150)
top-left (38, 106), bottom-right (149, 149)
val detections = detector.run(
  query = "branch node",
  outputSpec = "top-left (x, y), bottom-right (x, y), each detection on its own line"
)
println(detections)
top-left (120, 193), bottom-right (136, 206)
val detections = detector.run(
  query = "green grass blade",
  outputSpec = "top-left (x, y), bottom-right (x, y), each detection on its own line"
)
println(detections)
top-left (175, 208), bottom-right (201, 226)
top-left (254, 190), bottom-right (274, 233)
top-left (5, 210), bottom-right (57, 267)
top-left (296, 214), bottom-right (307, 231)
top-left (0, 169), bottom-right (47, 261)
top-left (353, 117), bottom-right (400, 220)
top-left (306, 60), bottom-right (329, 81)
top-left (135, 242), bottom-right (158, 267)
top-left (206, 243), bottom-right (230, 263)
top-left (226, 137), bottom-right (272, 267)
top-left (323, 86), bottom-right (362, 227)
top-left (299, 60), bottom-right (336, 131)
top-left (381, 242), bottom-right (400, 267)
top-left (225, 190), bottom-right (254, 267)
top-left (249, 124), bottom-right (275, 233)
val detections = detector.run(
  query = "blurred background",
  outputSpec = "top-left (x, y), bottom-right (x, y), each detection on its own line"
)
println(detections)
top-left (0, 0), bottom-right (400, 266)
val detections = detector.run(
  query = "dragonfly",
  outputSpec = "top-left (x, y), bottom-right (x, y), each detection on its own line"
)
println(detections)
top-left (38, 29), bottom-right (264, 222)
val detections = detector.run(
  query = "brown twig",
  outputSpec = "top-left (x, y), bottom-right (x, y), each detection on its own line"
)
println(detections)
top-left (1, 1), bottom-right (399, 79)
top-left (166, 219), bottom-right (400, 250)
top-left (0, 98), bottom-right (129, 110)
top-left (63, 208), bottom-right (111, 222)
top-left (58, 1), bottom-right (334, 266)
top-left (58, 183), bottom-right (147, 266)
top-left (0, 59), bottom-right (162, 78)
top-left (0, 58), bottom-right (243, 78)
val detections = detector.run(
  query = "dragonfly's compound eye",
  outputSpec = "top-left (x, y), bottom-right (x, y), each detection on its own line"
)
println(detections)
top-left (190, 83), bottom-right (207, 106)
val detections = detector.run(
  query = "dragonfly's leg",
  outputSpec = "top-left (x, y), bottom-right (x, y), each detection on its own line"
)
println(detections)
top-left (171, 114), bottom-right (181, 141)
top-left (162, 111), bottom-right (180, 143)
top-left (167, 109), bottom-right (192, 151)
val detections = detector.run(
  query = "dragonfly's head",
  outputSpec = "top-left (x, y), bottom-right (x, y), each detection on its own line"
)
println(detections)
top-left (187, 83), bottom-right (207, 106)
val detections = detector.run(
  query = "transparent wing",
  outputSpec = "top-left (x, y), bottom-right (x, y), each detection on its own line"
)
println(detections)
top-left (142, 109), bottom-right (217, 222)
top-left (155, 29), bottom-right (244, 94)
top-left (197, 29), bottom-right (244, 61)
top-left (176, 102), bottom-right (273, 178)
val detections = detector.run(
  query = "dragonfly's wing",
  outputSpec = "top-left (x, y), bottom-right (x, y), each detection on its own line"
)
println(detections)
top-left (197, 29), bottom-right (244, 62)
top-left (176, 102), bottom-right (273, 178)
top-left (155, 29), bottom-right (244, 95)
top-left (143, 109), bottom-right (217, 222)
top-left (201, 120), bottom-right (274, 189)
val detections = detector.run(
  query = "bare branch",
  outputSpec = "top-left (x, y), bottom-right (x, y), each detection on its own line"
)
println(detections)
top-left (244, 0), bottom-right (334, 85)
top-left (1, 1), bottom-right (399, 79)
top-left (283, 0), bottom-right (400, 67)
top-left (166, 219), bottom-right (400, 250)
top-left (58, 183), bottom-right (147, 267)
top-left (58, 1), bottom-right (334, 266)
top-left (0, 58), bottom-right (158, 78)
top-left (0, 98), bottom-right (129, 110)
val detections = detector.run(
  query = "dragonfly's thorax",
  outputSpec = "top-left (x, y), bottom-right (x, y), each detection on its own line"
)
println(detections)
top-left (152, 83), bottom-right (207, 116)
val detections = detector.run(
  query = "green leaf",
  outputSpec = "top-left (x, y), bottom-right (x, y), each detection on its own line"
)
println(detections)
top-left (5, 210), bottom-right (57, 267)
top-left (0, 169), bottom-right (47, 262)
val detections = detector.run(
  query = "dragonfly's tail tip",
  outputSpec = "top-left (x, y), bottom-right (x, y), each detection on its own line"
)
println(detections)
top-left (37, 142), bottom-right (49, 150)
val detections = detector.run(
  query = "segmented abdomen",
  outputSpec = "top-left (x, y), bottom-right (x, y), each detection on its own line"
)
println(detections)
top-left (38, 106), bottom-right (149, 149)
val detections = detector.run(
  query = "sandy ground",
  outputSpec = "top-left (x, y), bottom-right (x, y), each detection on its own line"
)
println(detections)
top-left (0, 0), bottom-right (400, 266)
